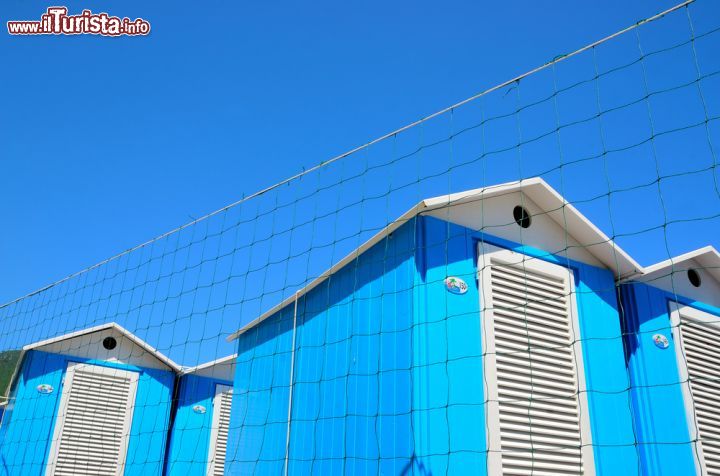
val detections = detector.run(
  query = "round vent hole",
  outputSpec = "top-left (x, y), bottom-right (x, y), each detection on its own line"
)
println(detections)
top-left (513, 205), bottom-right (531, 229)
top-left (688, 269), bottom-right (701, 288)
top-left (102, 336), bottom-right (117, 350)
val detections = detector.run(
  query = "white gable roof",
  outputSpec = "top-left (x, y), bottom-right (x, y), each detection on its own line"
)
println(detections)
top-left (23, 322), bottom-right (182, 373)
top-left (2, 323), bottom-right (181, 400)
top-left (421, 178), bottom-right (636, 272)
top-left (180, 354), bottom-right (236, 382)
top-left (629, 246), bottom-right (720, 308)
top-left (228, 177), bottom-right (641, 341)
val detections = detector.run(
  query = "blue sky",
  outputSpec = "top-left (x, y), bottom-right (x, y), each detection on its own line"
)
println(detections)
top-left (1, 0), bottom-right (719, 363)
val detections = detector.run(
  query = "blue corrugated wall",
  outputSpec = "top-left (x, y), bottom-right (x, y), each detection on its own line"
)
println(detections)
top-left (0, 350), bottom-right (175, 476)
top-left (227, 301), bottom-right (294, 474)
top-left (227, 215), bottom-right (639, 475)
top-left (620, 282), bottom-right (720, 475)
top-left (165, 374), bottom-right (233, 475)
top-left (414, 216), bottom-right (485, 474)
top-left (227, 217), bottom-right (417, 475)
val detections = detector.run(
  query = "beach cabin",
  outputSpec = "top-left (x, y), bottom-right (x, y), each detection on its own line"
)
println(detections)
top-left (0, 322), bottom-right (180, 476)
top-left (225, 177), bottom-right (642, 475)
top-left (620, 246), bottom-right (720, 476)
top-left (165, 355), bottom-right (236, 476)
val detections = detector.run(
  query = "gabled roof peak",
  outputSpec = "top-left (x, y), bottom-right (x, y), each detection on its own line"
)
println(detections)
top-left (640, 246), bottom-right (720, 280)
top-left (625, 246), bottom-right (720, 309)
top-left (179, 354), bottom-right (237, 376)
top-left (23, 322), bottom-right (182, 373)
top-left (229, 177), bottom-right (641, 341)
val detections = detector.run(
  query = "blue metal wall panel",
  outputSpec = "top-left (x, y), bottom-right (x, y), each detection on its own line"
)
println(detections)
top-left (165, 374), bottom-right (232, 476)
top-left (415, 216), bottom-right (486, 475)
top-left (226, 306), bottom-right (295, 475)
top-left (0, 351), bottom-right (65, 476)
top-left (227, 218), bottom-right (417, 475)
top-left (0, 350), bottom-right (174, 476)
top-left (125, 366), bottom-right (175, 476)
top-left (619, 282), bottom-right (717, 476)
top-left (571, 257), bottom-right (637, 475)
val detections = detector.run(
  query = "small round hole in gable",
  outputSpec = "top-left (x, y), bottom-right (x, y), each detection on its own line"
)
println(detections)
top-left (513, 205), bottom-right (531, 229)
top-left (102, 336), bottom-right (117, 350)
top-left (688, 269), bottom-right (701, 288)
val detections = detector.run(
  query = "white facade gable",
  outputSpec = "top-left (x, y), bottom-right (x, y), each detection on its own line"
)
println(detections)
top-left (26, 323), bottom-right (180, 372)
top-left (425, 189), bottom-right (604, 269)
top-left (229, 177), bottom-right (641, 341)
top-left (635, 247), bottom-right (720, 308)
top-left (182, 355), bottom-right (236, 381)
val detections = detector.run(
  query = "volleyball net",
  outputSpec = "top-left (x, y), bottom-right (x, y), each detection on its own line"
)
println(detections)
top-left (0, 0), bottom-right (719, 474)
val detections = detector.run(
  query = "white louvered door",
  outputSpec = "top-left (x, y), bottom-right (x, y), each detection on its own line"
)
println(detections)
top-left (478, 245), bottom-right (594, 476)
top-left (207, 384), bottom-right (233, 476)
top-left (46, 363), bottom-right (138, 476)
top-left (671, 304), bottom-right (720, 476)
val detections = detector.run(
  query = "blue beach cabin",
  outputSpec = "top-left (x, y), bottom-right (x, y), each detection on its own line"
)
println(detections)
top-left (0, 322), bottom-right (180, 476)
top-left (620, 246), bottom-right (720, 476)
top-left (225, 177), bottom-right (643, 475)
top-left (166, 354), bottom-right (236, 476)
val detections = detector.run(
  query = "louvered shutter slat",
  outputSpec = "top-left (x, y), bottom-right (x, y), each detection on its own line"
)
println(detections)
top-left (494, 300), bottom-right (572, 326)
top-left (680, 315), bottom-right (720, 475)
top-left (497, 356), bottom-right (576, 379)
top-left (487, 259), bottom-right (586, 475)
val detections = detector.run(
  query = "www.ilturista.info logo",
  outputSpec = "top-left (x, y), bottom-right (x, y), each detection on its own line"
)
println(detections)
top-left (7, 7), bottom-right (150, 36)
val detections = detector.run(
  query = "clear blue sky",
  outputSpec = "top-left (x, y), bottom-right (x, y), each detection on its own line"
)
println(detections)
top-left (1, 0), bottom-right (719, 363)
